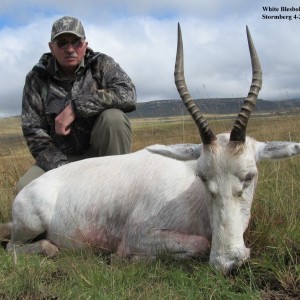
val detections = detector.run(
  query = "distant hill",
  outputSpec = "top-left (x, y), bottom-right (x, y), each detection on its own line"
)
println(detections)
top-left (2, 98), bottom-right (300, 121)
top-left (128, 98), bottom-right (300, 118)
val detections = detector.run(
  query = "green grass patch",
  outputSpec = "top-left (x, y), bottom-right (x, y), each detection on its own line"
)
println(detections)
top-left (0, 114), bottom-right (300, 298)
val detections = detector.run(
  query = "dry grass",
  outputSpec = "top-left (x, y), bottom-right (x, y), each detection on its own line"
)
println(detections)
top-left (0, 112), bottom-right (300, 298)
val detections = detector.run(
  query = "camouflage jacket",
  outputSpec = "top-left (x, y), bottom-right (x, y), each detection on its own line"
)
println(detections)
top-left (21, 48), bottom-right (136, 171)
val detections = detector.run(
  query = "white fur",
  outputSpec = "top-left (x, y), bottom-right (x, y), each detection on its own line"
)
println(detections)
top-left (3, 133), bottom-right (300, 273)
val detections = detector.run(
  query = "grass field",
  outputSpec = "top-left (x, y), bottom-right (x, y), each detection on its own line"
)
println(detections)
top-left (0, 114), bottom-right (300, 299)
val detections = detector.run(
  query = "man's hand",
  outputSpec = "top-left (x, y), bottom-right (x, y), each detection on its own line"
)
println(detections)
top-left (55, 104), bottom-right (75, 135)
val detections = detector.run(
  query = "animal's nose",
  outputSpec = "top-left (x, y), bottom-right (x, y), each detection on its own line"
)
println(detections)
top-left (211, 247), bottom-right (251, 275)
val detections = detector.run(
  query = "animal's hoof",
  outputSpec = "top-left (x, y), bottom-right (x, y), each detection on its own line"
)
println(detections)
top-left (40, 240), bottom-right (59, 257)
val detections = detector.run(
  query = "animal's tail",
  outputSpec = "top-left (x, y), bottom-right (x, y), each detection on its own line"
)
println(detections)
top-left (0, 222), bottom-right (12, 241)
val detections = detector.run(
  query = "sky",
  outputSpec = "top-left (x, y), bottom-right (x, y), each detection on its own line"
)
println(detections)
top-left (1, 0), bottom-right (300, 117)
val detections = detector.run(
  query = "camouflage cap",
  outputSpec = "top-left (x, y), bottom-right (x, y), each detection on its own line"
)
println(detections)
top-left (51, 16), bottom-right (85, 41)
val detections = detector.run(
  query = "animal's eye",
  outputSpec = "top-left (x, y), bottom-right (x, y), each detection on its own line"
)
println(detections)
top-left (244, 173), bottom-right (255, 182)
top-left (201, 176), bottom-right (208, 183)
top-left (241, 172), bottom-right (256, 189)
top-left (197, 173), bottom-right (208, 183)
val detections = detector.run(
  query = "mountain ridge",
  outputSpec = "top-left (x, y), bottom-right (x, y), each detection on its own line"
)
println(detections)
top-left (127, 98), bottom-right (300, 118)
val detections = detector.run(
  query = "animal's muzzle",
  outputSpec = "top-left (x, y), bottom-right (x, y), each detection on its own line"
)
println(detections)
top-left (210, 246), bottom-right (251, 275)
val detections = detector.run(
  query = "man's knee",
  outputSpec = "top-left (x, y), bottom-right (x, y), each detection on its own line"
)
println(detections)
top-left (96, 108), bottom-right (130, 130)
top-left (91, 109), bottom-right (131, 156)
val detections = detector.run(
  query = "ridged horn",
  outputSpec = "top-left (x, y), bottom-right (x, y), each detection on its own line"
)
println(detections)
top-left (174, 23), bottom-right (216, 145)
top-left (230, 26), bottom-right (262, 142)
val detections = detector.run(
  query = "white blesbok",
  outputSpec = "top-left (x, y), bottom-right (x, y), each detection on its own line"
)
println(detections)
top-left (1, 24), bottom-right (300, 273)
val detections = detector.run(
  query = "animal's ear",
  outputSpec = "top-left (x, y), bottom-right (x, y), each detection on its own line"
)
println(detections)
top-left (255, 141), bottom-right (300, 162)
top-left (146, 144), bottom-right (202, 160)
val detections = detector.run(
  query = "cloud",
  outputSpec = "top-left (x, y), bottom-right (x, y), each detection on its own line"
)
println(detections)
top-left (0, 0), bottom-right (300, 117)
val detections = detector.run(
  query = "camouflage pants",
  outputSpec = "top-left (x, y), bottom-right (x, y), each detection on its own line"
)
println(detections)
top-left (17, 108), bottom-right (131, 191)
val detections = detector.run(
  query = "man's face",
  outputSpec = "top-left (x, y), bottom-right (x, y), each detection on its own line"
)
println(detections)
top-left (49, 34), bottom-right (88, 74)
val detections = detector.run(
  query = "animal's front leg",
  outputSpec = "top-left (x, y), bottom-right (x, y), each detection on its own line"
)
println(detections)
top-left (153, 229), bottom-right (211, 258)
top-left (122, 229), bottom-right (210, 259)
